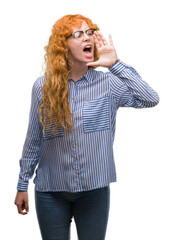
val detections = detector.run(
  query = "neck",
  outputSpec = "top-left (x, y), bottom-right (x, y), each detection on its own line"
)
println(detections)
top-left (69, 62), bottom-right (88, 81)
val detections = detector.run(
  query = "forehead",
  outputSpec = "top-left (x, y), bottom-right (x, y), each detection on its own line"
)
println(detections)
top-left (72, 21), bottom-right (89, 32)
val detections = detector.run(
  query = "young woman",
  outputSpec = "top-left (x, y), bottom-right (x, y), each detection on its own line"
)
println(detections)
top-left (14, 14), bottom-right (159, 240)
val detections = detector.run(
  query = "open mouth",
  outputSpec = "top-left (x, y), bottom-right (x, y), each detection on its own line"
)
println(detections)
top-left (83, 45), bottom-right (92, 53)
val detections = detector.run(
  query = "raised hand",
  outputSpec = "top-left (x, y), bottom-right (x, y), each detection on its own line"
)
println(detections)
top-left (86, 31), bottom-right (119, 68)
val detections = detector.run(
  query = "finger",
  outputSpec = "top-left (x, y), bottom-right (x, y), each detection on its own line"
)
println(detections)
top-left (17, 204), bottom-right (28, 215)
top-left (93, 33), bottom-right (101, 49)
top-left (94, 32), bottom-right (103, 48)
top-left (86, 60), bottom-right (100, 67)
top-left (98, 32), bottom-right (108, 46)
top-left (25, 200), bottom-right (29, 212)
top-left (109, 34), bottom-right (114, 46)
top-left (22, 198), bottom-right (29, 213)
top-left (96, 32), bottom-right (105, 47)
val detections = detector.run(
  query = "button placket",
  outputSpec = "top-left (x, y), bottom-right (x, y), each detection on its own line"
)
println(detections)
top-left (71, 81), bottom-right (80, 188)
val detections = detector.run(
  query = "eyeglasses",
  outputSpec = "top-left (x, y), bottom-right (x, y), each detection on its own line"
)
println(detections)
top-left (66, 29), bottom-right (96, 41)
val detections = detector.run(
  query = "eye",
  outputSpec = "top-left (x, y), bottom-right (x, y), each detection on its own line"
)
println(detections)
top-left (87, 29), bottom-right (95, 35)
top-left (74, 31), bottom-right (83, 39)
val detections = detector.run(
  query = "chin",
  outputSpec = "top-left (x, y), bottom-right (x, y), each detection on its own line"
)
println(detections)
top-left (85, 57), bottom-right (94, 63)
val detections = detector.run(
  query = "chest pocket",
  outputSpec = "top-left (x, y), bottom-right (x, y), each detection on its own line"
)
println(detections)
top-left (83, 95), bottom-right (110, 133)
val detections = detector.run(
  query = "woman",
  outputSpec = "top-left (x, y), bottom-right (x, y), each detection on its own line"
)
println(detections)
top-left (14, 14), bottom-right (159, 240)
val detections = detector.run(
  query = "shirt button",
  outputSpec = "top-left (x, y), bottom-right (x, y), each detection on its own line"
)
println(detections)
top-left (72, 113), bottom-right (74, 115)
top-left (74, 82), bottom-right (76, 85)
top-left (77, 172), bottom-right (80, 175)
top-left (72, 97), bottom-right (75, 100)
top-left (75, 157), bottom-right (78, 160)
top-left (73, 127), bottom-right (75, 131)
top-left (74, 142), bottom-right (76, 145)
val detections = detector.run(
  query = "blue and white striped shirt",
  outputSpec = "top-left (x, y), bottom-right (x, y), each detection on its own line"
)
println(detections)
top-left (17, 60), bottom-right (159, 192)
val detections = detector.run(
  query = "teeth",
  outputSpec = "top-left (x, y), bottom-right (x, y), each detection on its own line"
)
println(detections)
top-left (84, 46), bottom-right (91, 49)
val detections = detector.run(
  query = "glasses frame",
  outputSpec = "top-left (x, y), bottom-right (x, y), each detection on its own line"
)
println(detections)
top-left (66, 28), bottom-right (97, 41)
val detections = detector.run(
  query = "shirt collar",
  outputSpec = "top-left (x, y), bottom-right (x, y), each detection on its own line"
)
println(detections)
top-left (68, 67), bottom-right (95, 83)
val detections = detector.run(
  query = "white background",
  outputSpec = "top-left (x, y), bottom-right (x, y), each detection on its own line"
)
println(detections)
top-left (0, 0), bottom-right (173, 239)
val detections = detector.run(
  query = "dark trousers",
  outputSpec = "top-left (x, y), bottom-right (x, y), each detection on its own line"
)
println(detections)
top-left (35, 185), bottom-right (110, 240)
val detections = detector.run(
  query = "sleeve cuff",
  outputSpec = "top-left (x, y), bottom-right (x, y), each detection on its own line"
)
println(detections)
top-left (108, 59), bottom-right (126, 74)
top-left (17, 180), bottom-right (29, 192)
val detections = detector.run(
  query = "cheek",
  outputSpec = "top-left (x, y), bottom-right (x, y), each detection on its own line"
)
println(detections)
top-left (67, 40), bottom-right (84, 60)
top-left (69, 46), bottom-right (82, 59)
top-left (67, 40), bottom-right (80, 54)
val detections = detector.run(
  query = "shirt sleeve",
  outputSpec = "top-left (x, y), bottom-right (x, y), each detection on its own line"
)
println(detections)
top-left (17, 80), bottom-right (43, 191)
top-left (109, 60), bottom-right (160, 108)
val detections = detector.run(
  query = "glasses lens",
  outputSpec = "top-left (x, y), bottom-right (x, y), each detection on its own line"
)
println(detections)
top-left (87, 29), bottom-right (96, 35)
top-left (74, 31), bottom-right (83, 39)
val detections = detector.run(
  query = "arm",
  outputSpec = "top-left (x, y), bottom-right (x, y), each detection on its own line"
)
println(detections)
top-left (86, 31), bottom-right (159, 108)
top-left (17, 80), bottom-right (43, 192)
top-left (109, 60), bottom-right (159, 108)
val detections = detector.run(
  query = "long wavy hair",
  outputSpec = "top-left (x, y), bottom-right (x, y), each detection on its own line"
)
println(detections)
top-left (39, 14), bottom-right (100, 136)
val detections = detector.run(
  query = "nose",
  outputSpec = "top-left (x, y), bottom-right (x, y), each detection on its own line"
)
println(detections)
top-left (83, 32), bottom-right (90, 41)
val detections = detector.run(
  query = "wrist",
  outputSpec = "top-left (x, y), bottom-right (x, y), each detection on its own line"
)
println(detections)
top-left (108, 58), bottom-right (120, 68)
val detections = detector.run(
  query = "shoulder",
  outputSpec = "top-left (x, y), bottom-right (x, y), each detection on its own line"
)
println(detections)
top-left (90, 67), bottom-right (107, 76)
top-left (33, 75), bottom-right (46, 89)
top-left (88, 67), bottom-right (109, 81)
top-left (32, 75), bottom-right (46, 100)
top-left (90, 67), bottom-right (122, 85)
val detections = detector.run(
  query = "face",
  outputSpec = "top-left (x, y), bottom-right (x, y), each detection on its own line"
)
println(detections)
top-left (67, 21), bottom-right (95, 65)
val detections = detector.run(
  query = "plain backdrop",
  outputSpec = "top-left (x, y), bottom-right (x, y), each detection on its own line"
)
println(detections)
top-left (0, 0), bottom-right (173, 239)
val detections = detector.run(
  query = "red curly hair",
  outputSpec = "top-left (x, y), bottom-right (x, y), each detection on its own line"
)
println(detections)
top-left (40, 14), bottom-right (99, 136)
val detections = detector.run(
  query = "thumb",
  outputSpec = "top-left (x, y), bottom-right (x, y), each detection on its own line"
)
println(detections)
top-left (86, 60), bottom-right (100, 67)
top-left (25, 200), bottom-right (29, 212)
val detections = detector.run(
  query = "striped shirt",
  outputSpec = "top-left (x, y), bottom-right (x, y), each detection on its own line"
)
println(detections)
top-left (17, 60), bottom-right (159, 192)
